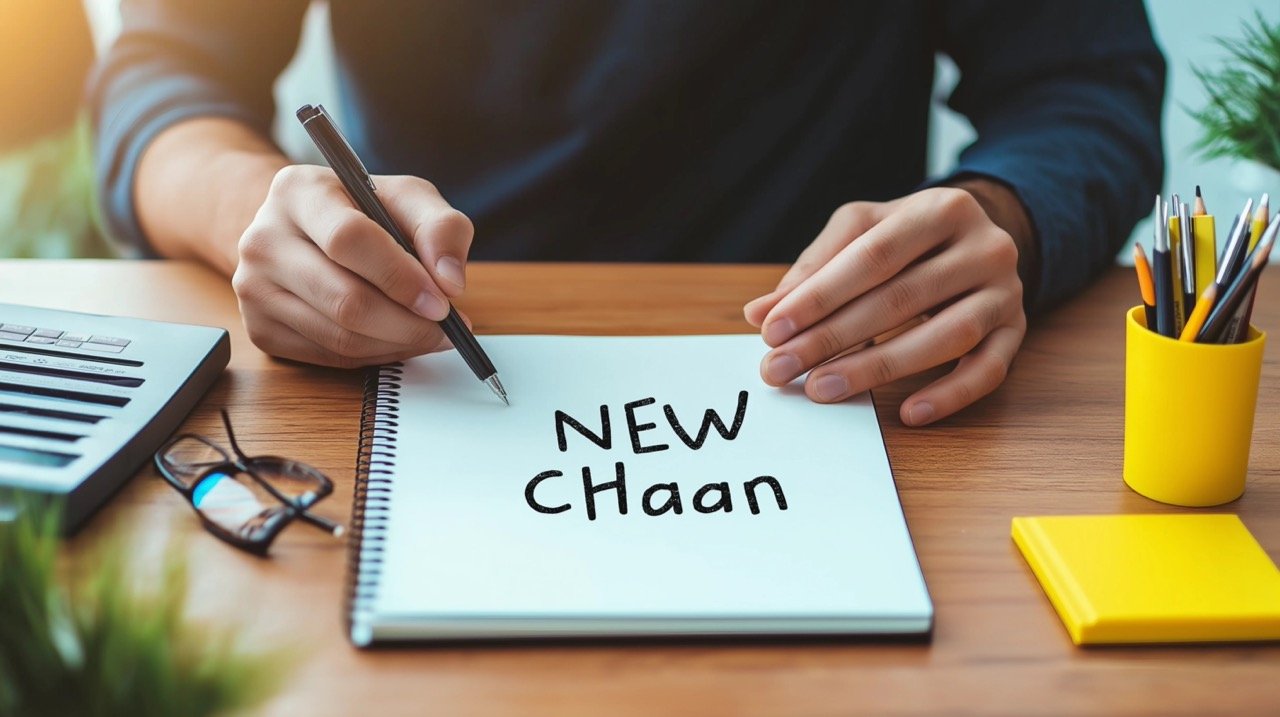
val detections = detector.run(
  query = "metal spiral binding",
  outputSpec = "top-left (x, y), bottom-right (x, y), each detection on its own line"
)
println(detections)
top-left (345, 362), bottom-right (403, 646)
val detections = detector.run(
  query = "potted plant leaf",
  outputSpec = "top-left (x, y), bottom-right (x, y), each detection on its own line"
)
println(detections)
top-left (1190, 10), bottom-right (1280, 189)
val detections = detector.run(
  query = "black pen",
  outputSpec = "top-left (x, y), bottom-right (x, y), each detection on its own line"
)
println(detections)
top-left (1152, 196), bottom-right (1175, 337)
top-left (296, 104), bottom-right (508, 405)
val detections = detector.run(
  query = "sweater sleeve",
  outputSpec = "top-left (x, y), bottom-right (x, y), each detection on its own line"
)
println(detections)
top-left (932, 0), bottom-right (1166, 313)
top-left (88, 0), bottom-right (309, 254)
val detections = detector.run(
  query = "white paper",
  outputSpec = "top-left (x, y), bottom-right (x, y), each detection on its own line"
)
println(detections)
top-left (361, 335), bottom-right (931, 641)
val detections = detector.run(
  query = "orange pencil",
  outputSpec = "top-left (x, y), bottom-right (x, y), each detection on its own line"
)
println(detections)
top-left (1133, 244), bottom-right (1156, 329)
top-left (1180, 284), bottom-right (1218, 342)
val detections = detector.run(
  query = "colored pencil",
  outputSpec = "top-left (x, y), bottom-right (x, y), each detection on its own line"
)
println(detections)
top-left (1249, 193), bottom-right (1270, 253)
top-left (1198, 214), bottom-right (1278, 343)
top-left (1180, 284), bottom-right (1218, 341)
top-left (1133, 244), bottom-right (1157, 329)
top-left (1228, 212), bottom-right (1279, 343)
top-left (1216, 198), bottom-right (1254, 287)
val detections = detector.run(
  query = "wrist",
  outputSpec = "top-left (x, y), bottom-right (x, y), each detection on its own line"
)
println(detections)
top-left (203, 150), bottom-right (289, 272)
top-left (948, 177), bottom-right (1039, 310)
top-left (136, 118), bottom-right (288, 276)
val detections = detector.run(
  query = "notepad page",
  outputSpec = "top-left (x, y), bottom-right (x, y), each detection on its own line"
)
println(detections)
top-left (366, 335), bottom-right (931, 638)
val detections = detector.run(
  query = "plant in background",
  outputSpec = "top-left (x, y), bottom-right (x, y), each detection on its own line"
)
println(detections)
top-left (0, 500), bottom-right (287, 717)
top-left (1189, 10), bottom-right (1280, 172)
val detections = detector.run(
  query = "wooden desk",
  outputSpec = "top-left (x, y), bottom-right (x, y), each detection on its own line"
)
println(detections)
top-left (3, 260), bottom-right (1279, 715)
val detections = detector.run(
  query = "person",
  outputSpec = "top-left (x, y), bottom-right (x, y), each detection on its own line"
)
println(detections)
top-left (90, 1), bottom-right (1164, 425)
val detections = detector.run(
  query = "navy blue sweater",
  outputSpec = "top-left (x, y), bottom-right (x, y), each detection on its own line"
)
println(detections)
top-left (90, 1), bottom-right (1164, 312)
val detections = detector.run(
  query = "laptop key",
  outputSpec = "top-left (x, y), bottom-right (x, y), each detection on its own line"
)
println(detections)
top-left (88, 336), bottom-right (131, 347)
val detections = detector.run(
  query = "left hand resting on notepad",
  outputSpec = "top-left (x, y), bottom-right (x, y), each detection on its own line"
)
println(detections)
top-left (743, 181), bottom-right (1034, 426)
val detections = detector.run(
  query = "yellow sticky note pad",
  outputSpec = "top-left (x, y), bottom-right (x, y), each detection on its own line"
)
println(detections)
top-left (1012, 514), bottom-right (1280, 645)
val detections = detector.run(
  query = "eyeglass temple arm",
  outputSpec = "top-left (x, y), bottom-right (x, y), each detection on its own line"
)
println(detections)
top-left (220, 409), bottom-right (251, 461)
top-left (220, 409), bottom-right (344, 538)
top-left (299, 511), bottom-right (345, 537)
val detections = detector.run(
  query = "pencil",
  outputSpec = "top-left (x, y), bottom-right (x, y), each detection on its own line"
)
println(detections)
top-left (1216, 198), bottom-right (1254, 287)
top-left (1198, 214), bottom-right (1279, 343)
top-left (1228, 212), bottom-right (1280, 343)
top-left (1133, 244), bottom-right (1157, 329)
top-left (1249, 192), bottom-right (1270, 253)
top-left (1169, 194), bottom-right (1186, 333)
top-left (1194, 185), bottom-right (1207, 216)
top-left (1180, 283), bottom-right (1218, 341)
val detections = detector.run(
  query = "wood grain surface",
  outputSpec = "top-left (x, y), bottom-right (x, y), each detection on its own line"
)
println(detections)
top-left (2, 259), bottom-right (1278, 716)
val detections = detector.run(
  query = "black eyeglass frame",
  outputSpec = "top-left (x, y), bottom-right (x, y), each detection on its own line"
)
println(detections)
top-left (154, 409), bottom-right (342, 555)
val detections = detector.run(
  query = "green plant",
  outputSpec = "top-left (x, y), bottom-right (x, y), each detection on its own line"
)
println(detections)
top-left (1189, 10), bottom-right (1280, 172)
top-left (0, 501), bottom-right (287, 717)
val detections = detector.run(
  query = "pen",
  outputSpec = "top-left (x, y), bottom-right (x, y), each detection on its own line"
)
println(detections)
top-left (296, 104), bottom-right (509, 405)
top-left (1178, 201), bottom-right (1196, 321)
top-left (1152, 197), bottom-right (1175, 337)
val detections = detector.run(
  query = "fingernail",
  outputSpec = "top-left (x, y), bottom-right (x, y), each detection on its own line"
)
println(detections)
top-left (763, 318), bottom-right (796, 346)
top-left (907, 401), bottom-right (935, 426)
top-left (413, 291), bottom-right (448, 320)
top-left (435, 256), bottom-right (466, 291)
top-left (764, 352), bottom-right (802, 384)
top-left (813, 374), bottom-right (848, 402)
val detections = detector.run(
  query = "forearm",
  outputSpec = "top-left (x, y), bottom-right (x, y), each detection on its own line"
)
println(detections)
top-left (135, 118), bottom-right (288, 276)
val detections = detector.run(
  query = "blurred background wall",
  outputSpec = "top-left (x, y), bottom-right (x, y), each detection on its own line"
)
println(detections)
top-left (3, 1), bottom-right (1278, 267)
top-left (0, 0), bottom-right (107, 258)
top-left (930, 1), bottom-right (1280, 265)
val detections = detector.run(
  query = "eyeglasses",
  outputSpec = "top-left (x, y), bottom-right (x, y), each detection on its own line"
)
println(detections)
top-left (154, 410), bottom-right (344, 555)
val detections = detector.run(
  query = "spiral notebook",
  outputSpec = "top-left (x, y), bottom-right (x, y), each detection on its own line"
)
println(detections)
top-left (346, 335), bottom-right (931, 645)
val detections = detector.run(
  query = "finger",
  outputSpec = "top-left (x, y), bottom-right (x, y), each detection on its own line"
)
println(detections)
top-left (744, 202), bottom-right (887, 326)
top-left (265, 288), bottom-right (446, 359)
top-left (761, 189), bottom-right (982, 347)
top-left (378, 176), bottom-right (475, 298)
top-left (900, 324), bottom-right (1023, 426)
top-left (254, 234), bottom-right (448, 347)
top-left (273, 165), bottom-right (452, 321)
top-left (246, 316), bottom-right (425, 369)
top-left (759, 244), bottom-right (991, 386)
top-left (801, 286), bottom-right (1015, 403)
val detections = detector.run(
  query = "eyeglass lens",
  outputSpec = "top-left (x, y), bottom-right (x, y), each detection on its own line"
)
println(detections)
top-left (160, 435), bottom-right (231, 488)
top-left (188, 457), bottom-right (330, 541)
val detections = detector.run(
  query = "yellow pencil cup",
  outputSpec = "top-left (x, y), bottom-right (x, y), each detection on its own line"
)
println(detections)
top-left (1124, 306), bottom-right (1265, 507)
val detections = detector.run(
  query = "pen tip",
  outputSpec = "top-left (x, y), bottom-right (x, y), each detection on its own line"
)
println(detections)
top-left (485, 374), bottom-right (510, 406)
top-left (1196, 185), bottom-right (1202, 198)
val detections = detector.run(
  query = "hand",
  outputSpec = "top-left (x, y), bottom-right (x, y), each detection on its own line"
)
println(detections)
top-left (231, 165), bottom-right (473, 368)
top-left (743, 183), bottom-right (1032, 426)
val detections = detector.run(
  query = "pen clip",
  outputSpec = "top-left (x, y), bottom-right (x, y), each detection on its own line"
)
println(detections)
top-left (316, 105), bottom-right (376, 192)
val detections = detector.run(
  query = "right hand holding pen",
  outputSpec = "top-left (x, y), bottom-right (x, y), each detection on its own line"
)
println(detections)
top-left (231, 165), bottom-right (473, 368)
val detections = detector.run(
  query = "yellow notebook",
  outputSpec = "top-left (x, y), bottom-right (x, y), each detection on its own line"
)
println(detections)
top-left (1012, 514), bottom-right (1280, 645)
